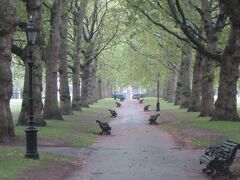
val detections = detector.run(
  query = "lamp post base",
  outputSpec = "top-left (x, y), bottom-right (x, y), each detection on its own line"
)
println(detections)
top-left (25, 153), bottom-right (39, 159)
top-left (156, 102), bottom-right (160, 112)
top-left (25, 127), bottom-right (39, 159)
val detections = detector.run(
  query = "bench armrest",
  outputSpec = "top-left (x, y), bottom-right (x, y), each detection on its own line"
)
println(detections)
top-left (205, 146), bottom-right (219, 156)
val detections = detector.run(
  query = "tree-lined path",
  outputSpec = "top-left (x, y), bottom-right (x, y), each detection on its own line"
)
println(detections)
top-left (67, 100), bottom-right (206, 180)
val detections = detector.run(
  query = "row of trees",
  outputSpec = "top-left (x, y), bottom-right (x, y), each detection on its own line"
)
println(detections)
top-left (2, 0), bottom-right (240, 142)
top-left (123, 0), bottom-right (240, 121)
top-left (99, 0), bottom-right (240, 122)
top-left (0, 0), bottom-right (120, 142)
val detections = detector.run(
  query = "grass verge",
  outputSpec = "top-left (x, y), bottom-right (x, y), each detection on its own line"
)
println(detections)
top-left (144, 97), bottom-right (240, 148)
top-left (0, 147), bottom-right (73, 180)
top-left (13, 98), bottom-right (116, 147)
top-left (0, 98), bottom-right (116, 179)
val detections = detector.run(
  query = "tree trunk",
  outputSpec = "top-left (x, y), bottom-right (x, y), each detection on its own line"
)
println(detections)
top-left (92, 78), bottom-right (98, 103)
top-left (72, 0), bottom-right (86, 111)
top-left (180, 45), bottom-right (192, 108)
top-left (72, 64), bottom-right (81, 111)
top-left (17, 0), bottom-right (46, 126)
top-left (43, 0), bottom-right (63, 120)
top-left (89, 60), bottom-right (98, 104)
top-left (174, 81), bottom-right (181, 105)
top-left (174, 49), bottom-right (185, 106)
top-left (162, 79), bottom-right (168, 101)
top-left (212, 1), bottom-right (240, 120)
top-left (166, 69), bottom-right (177, 103)
top-left (81, 41), bottom-right (95, 107)
top-left (0, 0), bottom-right (17, 142)
top-left (107, 84), bottom-right (112, 98)
top-left (212, 57), bottom-right (239, 121)
top-left (199, 0), bottom-right (217, 117)
top-left (59, 0), bottom-right (71, 115)
top-left (101, 81), bottom-right (107, 98)
top-left (97, 79), bottom-right (103, 99)
top-left (188, 51), bottom-right (203, 112)
top-left (81, 62), bottom-right (93, 107)
top-left (199, 48), bottom-right (216, 116)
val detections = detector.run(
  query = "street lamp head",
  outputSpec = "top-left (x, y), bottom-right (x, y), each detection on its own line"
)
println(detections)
top-left (26, 22), bottom-right (39, 46)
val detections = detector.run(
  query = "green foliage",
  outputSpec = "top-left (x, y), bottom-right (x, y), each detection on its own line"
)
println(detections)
top-left (97, 0), bottom-right (185, 90)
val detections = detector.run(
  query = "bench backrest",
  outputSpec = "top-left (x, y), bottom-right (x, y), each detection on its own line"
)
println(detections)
top-left (217, 140), bottom-right (239, 164)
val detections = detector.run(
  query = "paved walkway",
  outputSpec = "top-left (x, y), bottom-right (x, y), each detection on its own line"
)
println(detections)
top-left (62, 100), bottom-right (208, 180)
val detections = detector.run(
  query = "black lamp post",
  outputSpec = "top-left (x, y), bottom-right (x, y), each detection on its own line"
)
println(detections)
top-left (156, 72), bottom-right (160, 113)
top-left (25, 20), bottom-right (39, 159)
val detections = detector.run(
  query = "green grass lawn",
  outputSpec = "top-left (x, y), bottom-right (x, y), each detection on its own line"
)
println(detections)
top-left (144, 97), bottom-right (240, 148)
top-left (0, 147), bottom-right (73, 180)
top-left (13, 98), bottom-right (116, 147)
top-left (0, 98), bottom-right (116, 179)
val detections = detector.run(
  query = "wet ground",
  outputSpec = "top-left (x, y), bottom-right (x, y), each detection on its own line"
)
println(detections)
top-left (55, 100), bottom-right (208, 180)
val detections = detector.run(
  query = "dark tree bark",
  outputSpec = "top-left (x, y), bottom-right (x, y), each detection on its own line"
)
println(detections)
top-left (89, 59), bottom-right (98, 104)
top-left (162, 79), bottom-right (168, 101)
top-left (97, 78), bottom-right (103, 99)
top-left (180, 45), bottom-right (192, 108)
top-left (166, 69), bottom-right (177, 103)
top-left (199, 0), bottom-right (217, 117)
top-left (0, 0), bottom-right (16, 142)
top-left (93, 79), bottom-right (99, 103)
top-left (17, 0), bottom-right (46, 126)
top-left (72, 0), bottom-right (87, 111)
top-left (43, 0), bottom-right (63, 120)
top-left (188, 51), bottom-right (203, 112)
top-left (212, 0), bottom-right (240, 121)
top-left (174, 48), bottom-right (185, 106)
top-left (59, 0), bottom-right (72, 115)
top-left (174, 83), bottom-right (181, 105)
top-left (81, 56), bottom-right (94, 107)
top-left (101, 81), bottom-right (108, 98)
top-left (199, 59), bottom-right (215, 116)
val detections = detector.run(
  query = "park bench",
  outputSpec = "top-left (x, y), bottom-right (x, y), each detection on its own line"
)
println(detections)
top-left (116, 102), bottom-right (121, 107)
top-left (148, 114), bottom-right (160, 124)
top-left (200, 140), bottom-right (240, 176)
top-left (139, 99), bottom-right (144, 104)
top-left (144, 105), bottom-right (150, 111)
top-left (108, 109), bottom-right (117, 118)
top-left (96, 120), bottom-right (111, 134)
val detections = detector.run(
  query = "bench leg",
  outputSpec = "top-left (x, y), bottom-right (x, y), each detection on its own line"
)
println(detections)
top-left (202, 168), bottom-right (207, 173)
top-left (202, 168), bottom-right (214, 176)
top-left (217, 167), bottom-right (231, 176)
top-left (206, 170), bottom-right (213, 176)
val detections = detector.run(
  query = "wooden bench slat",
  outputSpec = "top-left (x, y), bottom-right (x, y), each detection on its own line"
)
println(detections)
top-left (200, 140), bottom-right (239, 175)
top-left (220, 146), bottom-right (233, 152)
top-left (223, 141), bottom-right (239, 147)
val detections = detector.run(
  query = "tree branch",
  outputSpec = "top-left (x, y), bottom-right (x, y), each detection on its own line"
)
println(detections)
top-left (168, 0), bottom-right (222, 61)
top-left (94, 20), bottom-right (120, 59)
top-left (11, 44), bottom-right (27, 63)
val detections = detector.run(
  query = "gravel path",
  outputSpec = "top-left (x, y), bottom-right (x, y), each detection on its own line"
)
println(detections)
top-left (64, 100), bottom-right (208, 180)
